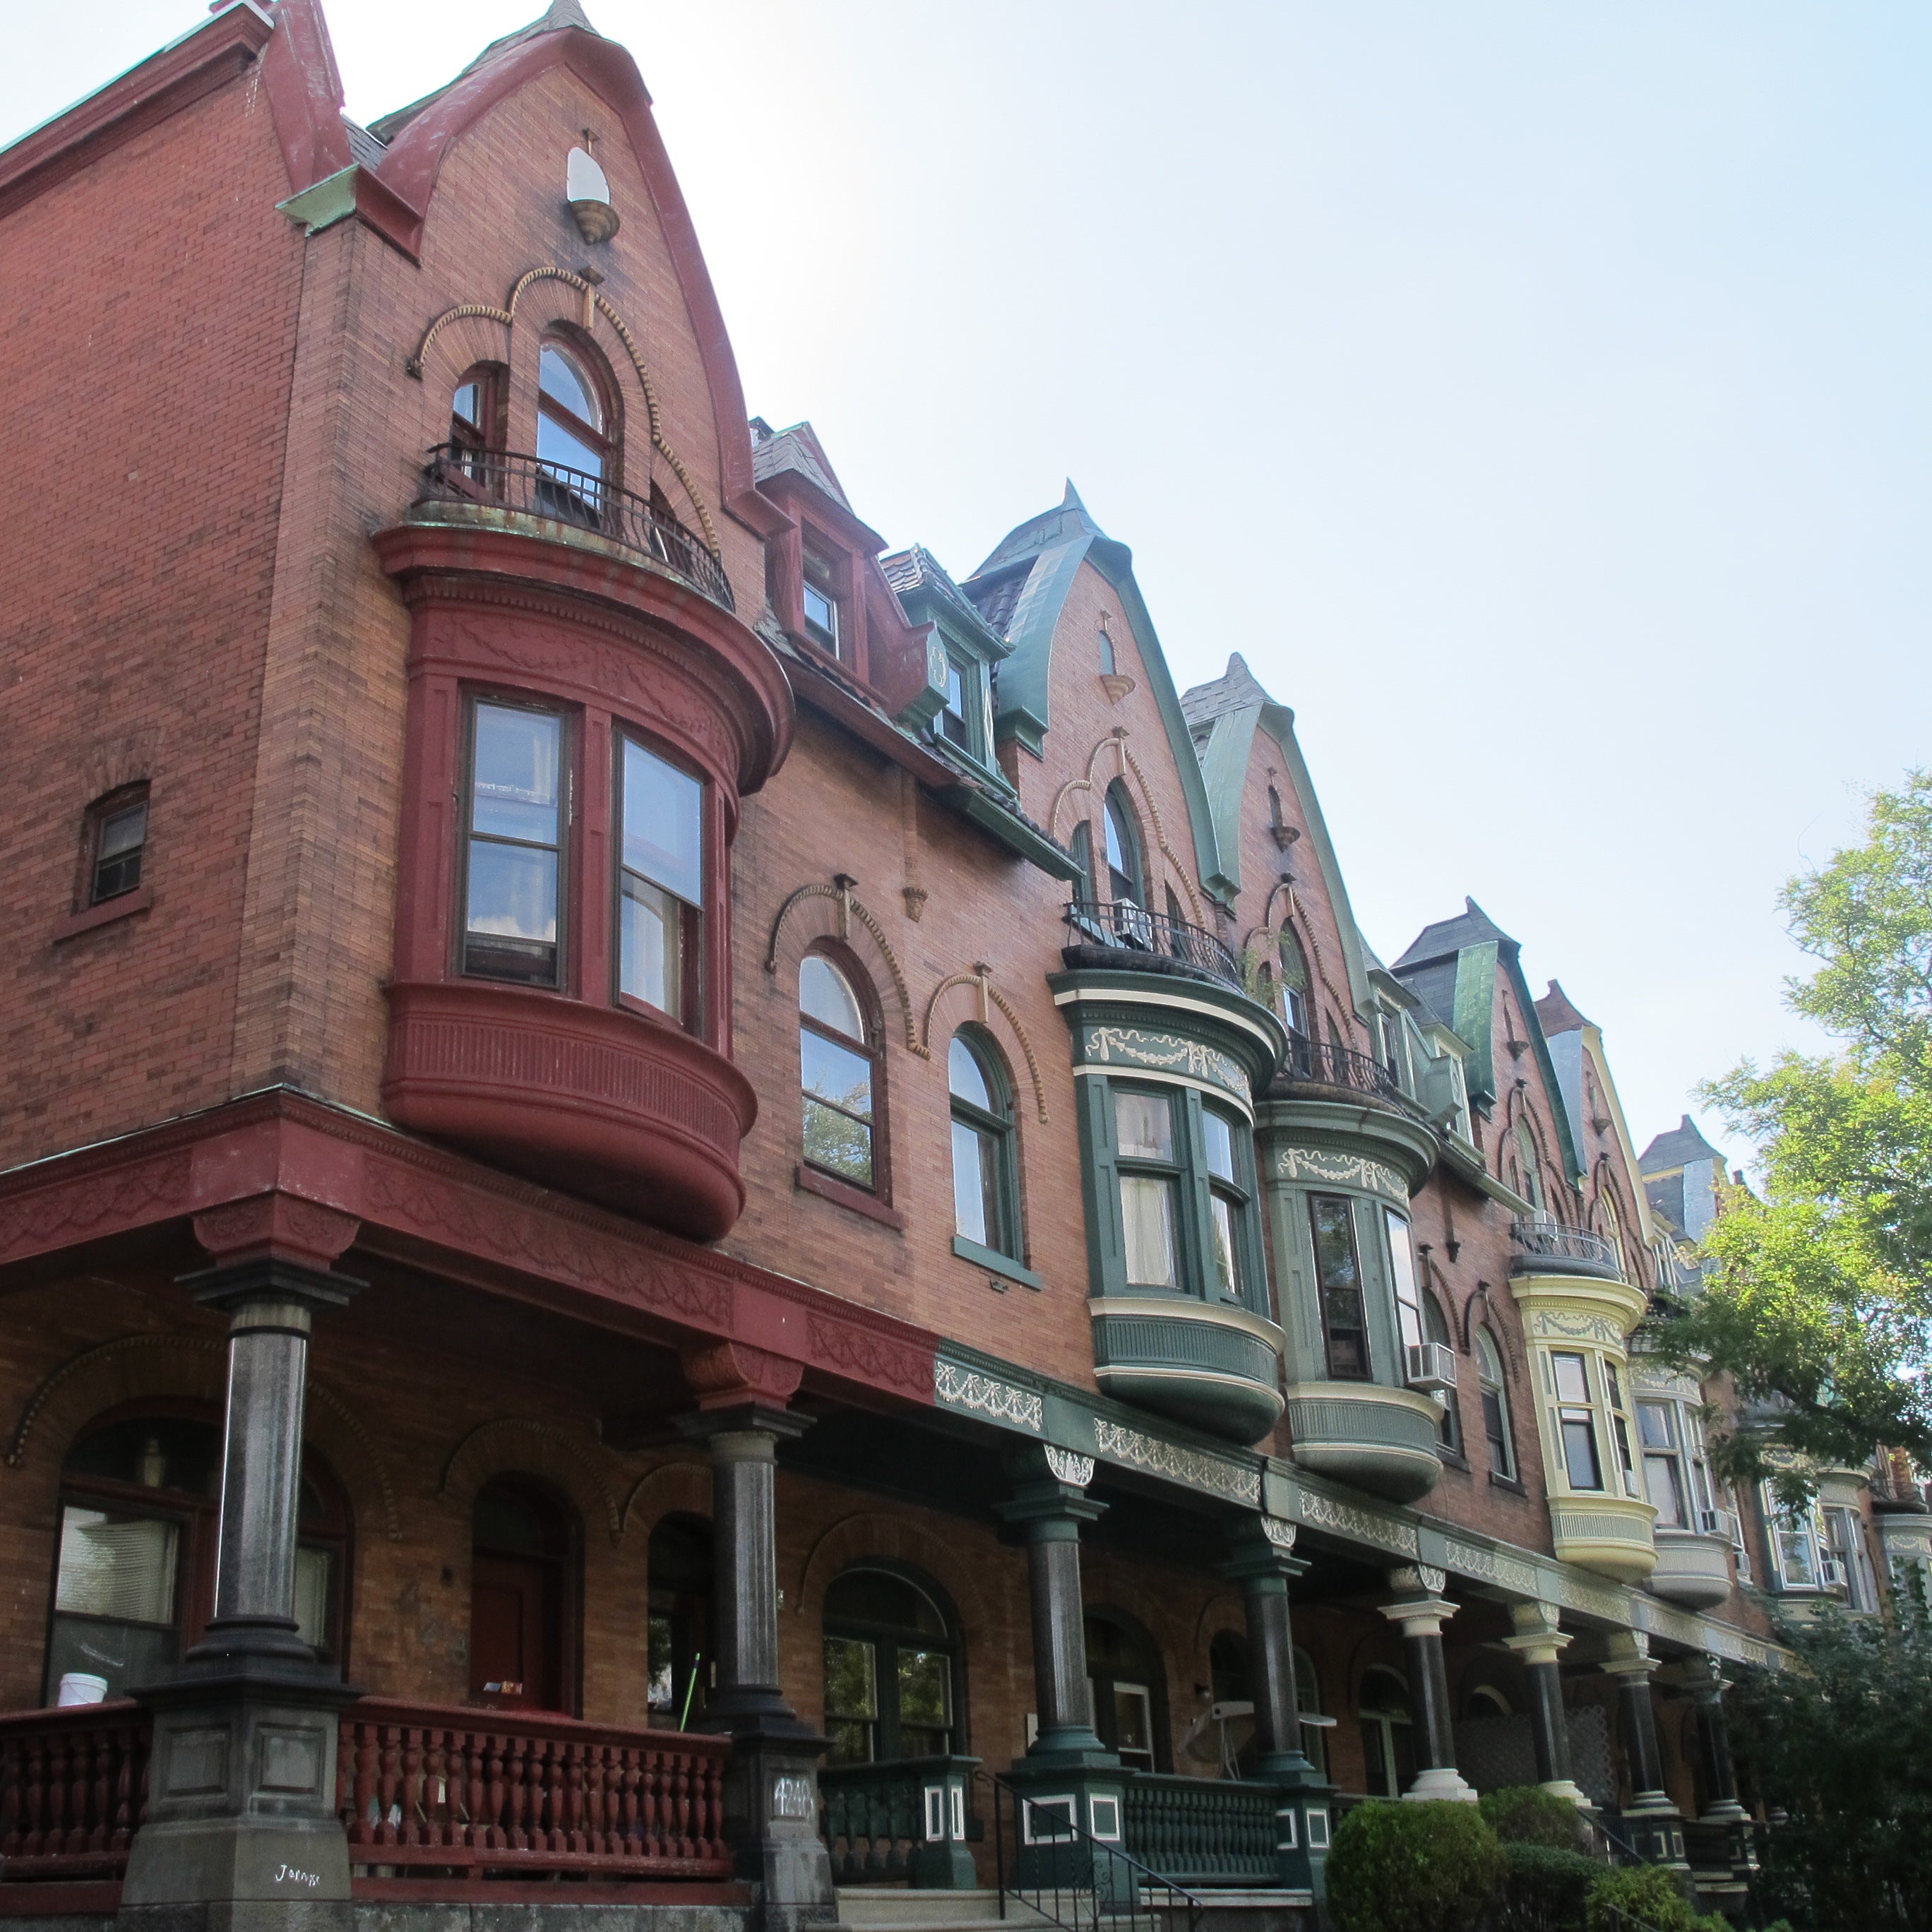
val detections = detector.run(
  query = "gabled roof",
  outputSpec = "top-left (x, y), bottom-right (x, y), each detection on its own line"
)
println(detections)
top-left (1640, 1114), bottom-right (1727, 1176)
top-left (881, 546), bottom-right (1008, 656)
top-left (1392, 896), bottom-right (1514, 970)
top-left (1534, 979), bottom-right (1593, 1037)
top-left (371, 0), bottom-right (600, 141)
top-left (1180, 652), bottom-right (1272, 737)
top-left (749, 417), bottom-right (852, 508)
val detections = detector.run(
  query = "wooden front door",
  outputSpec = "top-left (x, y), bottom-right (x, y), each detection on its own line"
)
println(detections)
top-left (469, 1553), bottom-right (556, 1710)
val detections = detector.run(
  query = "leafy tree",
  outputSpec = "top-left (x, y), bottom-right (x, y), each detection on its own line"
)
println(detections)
top-left (1657, 770), bottom-right (1932, 1486)
top-left (1725, 1599), bottom-right (1932, 1932)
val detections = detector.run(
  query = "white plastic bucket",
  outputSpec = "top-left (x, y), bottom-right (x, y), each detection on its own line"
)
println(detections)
top-left (56, 1673), bottom-right (107, 1707)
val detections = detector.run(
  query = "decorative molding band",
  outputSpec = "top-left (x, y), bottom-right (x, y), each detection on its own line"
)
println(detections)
top-left (1093, 1417), bottom-right (1262, 1505)
top-left (934, 1358), bottom-right (1043, 1433)
top-left (1443, 1537), bottom-right (1543, 1597)
top-left (1294, 1487), bottom-right (1421, 1558)
top-left (1044, 1447), bottom-right (1095, 1488)
top-left (1271, 1147), bottom-right (1407, 1203)
top-left (1525, 1309), bottom-right (1628, 1347)
top-left (1389, 1563), bottom-right (1448, 1596)
top-left (1260, 1515), bottom-right (1298, 1549)
top-left (1079, 1025), bottom-right (1248, 1103)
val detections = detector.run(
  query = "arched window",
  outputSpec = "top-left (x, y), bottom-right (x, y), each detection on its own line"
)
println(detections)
top-left (1068, 820), bottom-right (1095, 905)
top-left (1294, 1647), bottom-right (1329, 1779)
top-left (800, 954), bottom-right (880, 1191)
top-left (537, 339), bottom-right (612, 520)
top-left (451, 362), bottom-right (503, 482)
top-left (823, 1568), bottom-right (957, 1764)
top-left (1086, 1612), bottom-right (1164, 1772)
top-left (1515, 1119), bottom-right (1546, 1214)
top-left (1424, 1291), bottom-right (1461, 1453)
top-left (470, 1474), bottom-right (579, 1714)
top-left (1278, 928), bottom-right (1311, 1039)
top-left (1464, 1683), bottom-right (1512, 1718)
top-left (1599, 1190), bottom-right (1627, 1278)
top-left (1477, 1327), bottom-right (1515, 1479)
top-left (647, 1513), bottom-right (712, 1728)
top-left (49, 1413), bottom-right (348, 1703)
top-left (1102, 782), bottom-right (1145, 908)
top-left (1358, 1666), bottom-right (1414, 1799)
top-left (1097, 627), bottom-right (1117, 676)
top-left (950, 1027), bottom-right (1020, 1260)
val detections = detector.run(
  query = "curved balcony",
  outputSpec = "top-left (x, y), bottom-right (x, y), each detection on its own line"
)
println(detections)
top-left (1549, 1494), bottom-right (1657, 1585)
top-left (1647, 1522), bottom-right (1736, 1609)
top-left (1510, 1220), bottom-right (1623, 1281)
top-left (417, 444), bottom-right (734, 610)
top-left (1282, 1381), bottom-right (1445, 1502)
top-left (1090, 1297), bottom-right (1285, 1445)
top-left (1061, 899), bottom-right (1242, 994)
top-left (1272, 1036), bottom-right (1409, 1109)
top-left (383, 979), bottom-right (757, 1241)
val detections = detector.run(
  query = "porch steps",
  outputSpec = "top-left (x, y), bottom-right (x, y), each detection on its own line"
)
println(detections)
top-left (837, 1890), bottom-right (1041, 1930)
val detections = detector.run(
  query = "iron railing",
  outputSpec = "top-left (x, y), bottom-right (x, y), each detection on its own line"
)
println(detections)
top-left (984, 1771), bottom-right (1205, 1932)
top-left (415, 444), bottom-right (735, 612)
top-left (1063, 900), bottom-right (1241, 993)
top-left (1509, 1218), bottom-right (1624, 1278)
top-left (1274, 1034), bottom-right (1408, 1106)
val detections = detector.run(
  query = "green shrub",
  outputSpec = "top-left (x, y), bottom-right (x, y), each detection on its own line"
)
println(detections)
top-left (1582, 1864), bottom-right (1724, 1932)
top-left (1324, 1799), bottom-right (1508, 1932)
top-left (1481, 1785), bottom-right (1588, 1849)
top-left (1493, 1842), bottom-right (1601, 1932)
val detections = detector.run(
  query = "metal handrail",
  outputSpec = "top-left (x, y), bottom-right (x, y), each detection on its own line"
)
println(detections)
top-left (1274, 1034), bottom-right (1408, 1105)
top-left (983, 1770), bottom-right (1205, 1932)
top-left (1063, 900), bottom-right (1241, 994)
top-left (415, 443), bottom-right (735, 612)
top-left (1509, 1219), bottom-right (1622, 1272)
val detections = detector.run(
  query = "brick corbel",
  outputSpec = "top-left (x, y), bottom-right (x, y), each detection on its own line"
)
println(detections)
top-left (679, 1338), bottom-right (804, 1412)
top-left (191, 1192), bottom-right (361, 1272)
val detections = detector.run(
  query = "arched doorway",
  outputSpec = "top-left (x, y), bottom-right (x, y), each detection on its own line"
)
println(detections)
top-left (1086, 1611), bottom-right (1165, 1772)
top-left (647, 1513), bottom-right (712, 1729)
top-left (822, 1567), bottom-right (960, 1764)
top-left (1359, 1665), bottom-right (1415, 1798)
top-left (469, 1474), bottom-right (579, 1714)
top-left (47, 1409), bottom-right (350, 1702)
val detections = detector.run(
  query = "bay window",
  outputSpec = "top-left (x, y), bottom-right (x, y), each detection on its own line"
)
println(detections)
top-left (1311, 1195), bottom-right (1370, 1379)
top-left (1638, 1397), bottom-right (1716, 1532)
top-left (1116, 1089), bottom-right (1181, 1289)
top-left (616, 734), bottom-right (704, 1021)
top-left (463, 700), bottom-right (564, 986)
top-left (1551, 1352), bottom-right (1604, 1490)
top-left (1203, 1106), bottom-right (1251, 1304)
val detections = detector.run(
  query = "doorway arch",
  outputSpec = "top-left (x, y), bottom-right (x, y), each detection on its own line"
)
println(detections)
top-left (470, 1474), bottom-right (580, 1715)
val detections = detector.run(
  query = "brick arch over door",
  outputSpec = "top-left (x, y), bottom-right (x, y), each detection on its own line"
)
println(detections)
top-left (764, 878), bottom-right (920, 1055)
top-left (437, 1417), bottom-right (624, 1547)
top-left (792, 1510), bottom-right (992, 1647)
top-left (3, 1329), bottom-right (402, 1539)
top-left (620, 1458), bottom-right (711, 1539)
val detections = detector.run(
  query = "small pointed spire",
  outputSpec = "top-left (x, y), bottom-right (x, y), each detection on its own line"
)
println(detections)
top-left (539, 0), bottom-right (597, 34)
top-left (1061, 479), bottom-right (1085, 511)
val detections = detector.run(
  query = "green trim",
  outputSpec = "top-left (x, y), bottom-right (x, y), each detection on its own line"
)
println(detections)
top-left (278, 165), bottom-right (360, 236)
top-left (937, 785), bottom-right (1083, 880)
top-left (952, 1234), bottom-right (1042, 1290)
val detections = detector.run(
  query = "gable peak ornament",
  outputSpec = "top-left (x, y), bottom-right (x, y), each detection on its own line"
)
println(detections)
top-left (567, 141), bottom-right (619, 244)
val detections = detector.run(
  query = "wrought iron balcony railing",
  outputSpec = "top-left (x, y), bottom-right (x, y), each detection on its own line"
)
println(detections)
top-left (416, 444), bottom-right (735, 612)
top-left (1275, 1033), bottom-right (1409, 1106)
top-left (1510, 1217), bottom-right (1624, 1279)
top-left (1063, 898), bottom-right (1242, 992)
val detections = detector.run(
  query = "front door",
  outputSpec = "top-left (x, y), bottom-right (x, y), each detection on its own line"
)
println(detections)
top-left (470, 1552), bottom-right (554, 1710)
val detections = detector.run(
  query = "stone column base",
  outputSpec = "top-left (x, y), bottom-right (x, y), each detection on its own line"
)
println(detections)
top-left (1001, 1762), bottom-right (1132, 1906)
top-left (716, 1723), bottom-right (840, 1932)
top-left (1539, 1779), bottom-right (1592, 1807)
top-left (1404, 1767), bottom-right (1479, 1804)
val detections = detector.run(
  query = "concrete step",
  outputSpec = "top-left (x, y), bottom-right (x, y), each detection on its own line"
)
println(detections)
top-left (836, 1891), bottom-right (1039, 1931)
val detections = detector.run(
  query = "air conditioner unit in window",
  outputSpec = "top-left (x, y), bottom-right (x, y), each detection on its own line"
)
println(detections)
top-left (1699, 1507), bottom-right (1741, 1544)
top-left (1405, 1342), bottom-right (1456, 1393)
top-left (1818, 1553), bottom-right (1847, 1589)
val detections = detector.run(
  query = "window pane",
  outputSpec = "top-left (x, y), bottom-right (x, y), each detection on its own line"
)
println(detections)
top-left (1562, 1414), bottom-right (1603, 1490)
top-left (619, 874), bottom-right (682, 1015)
top-left (623, 739), bottom-right (703, 904)
top-left (1476, 1328), bottom-right (1503, 1383)
top-left (952, 1119), bottom-right (989, 1245)
top-left (1114, 1090), bottom-right (1173, 1162)
top-left (98, 804), bottom-right (147, 861)
top-left (824, 1635), bottom-right (878, 1719)
top-left (1210, 1193), bottom-right (1241, 1300)
top-left (1552, 1353), bottom-right (1591, 1405)
top-left (1637, 1402), bottom-right (1675, 1450)
top-left (56, 1508), bottom-right (178, 1624)
top-left (1482, 1389), bottom-right (1511, 1474)
top-left (537, 410), bottom-right (604, 483)
top-left (1112, 1685), bottom-right (1152, 1757)
top-left (538, 343), bottom-right (600, 426)
top-left (467, 842), bottom-right (559, 943)
top-left (948, 1035), bottom-right (991, 1110)
top-left (804, 1098), bottom-right (873, 1186)
top-left (800, 957), bottom-right (864, 1038)
top-left (1309, 1197), bottom-right (1358, 1291)
top-left (1387, 1210), bottom-right (1422, 1349)
top-left (1120, 1175), bottom-right (1178, 1287)
top-left (802, 580), bottom-right (838, 647)
top-left (898, 1650), bottom-right (951, 1733)
top-left (1202, 1109), bottom-right (1236, 1182)
top-left (941, 662), bottom-right (969, 745)
top-left (472, 708), bottom-right (561, 843)
top-left (648, 1611), bottom-right (676, 1715)
top-left (453, 381), bottom-right (483, 428)
top-left (1647, 1455), bottom-right (1686, 1528)
top-left (293, 1546), bottom-right (333, 1650)
top-left (801, 1030), bottom-right (873, 1119)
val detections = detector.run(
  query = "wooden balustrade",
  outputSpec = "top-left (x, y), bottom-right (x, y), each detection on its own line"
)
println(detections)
top-left (0, 1701), bottom-right (151, 1880)
top-left (335, 1700), bottom-right (732, 1880)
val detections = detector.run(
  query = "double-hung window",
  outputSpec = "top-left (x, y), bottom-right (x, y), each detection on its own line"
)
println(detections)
top-left (1639, 1400), bottom-right (1693, 1527)
top-left (1476, 1328), bottom-right (1515, 1478)
top-left (1202, 1107), bottom-right (1251, 1304)
top-left (90, 796), bottom-right (148, 905)
top-left (799, 957), bottom-right (878, 1189)
top-left (616, 735), bottom-right (703, 1022)
top-left (938, 657), bottom-right (973, 750)
top-left (463, 700), bottom-right (564, 986)
top-left (950, 1030), bottom-right (1019, 1260)
top-left (1310, 1195), bottom-right (1369, 1378)
top-left (1114, 1089), bottom-right (1181, 1289)
top-left (1551, 1352), bottom-right (1603, 1491)
top-left (802, 554), bottom-right (842, 656)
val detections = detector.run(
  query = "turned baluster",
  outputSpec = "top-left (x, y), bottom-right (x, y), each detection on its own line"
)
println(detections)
top-left (505, 1734), bottom-right (530, 1851)
top-left (700, 1752), bottom-right (724, 1858)
top-left (44, 1731), bottom-right (70, 1861)
top-left (542, 1737), bottom-right (566, 1852)
top-left (616, 1746), bottom-right (641, 1855)
top-left (0, 1736), bottom-right (20, 1859)
top-left (400, 1725), bottom-right (424, 1847)
top-left (483, 1732), bottom-right (506, 1849)
top-left (350, 1722), bottom-right (377, 1845)
top-left (564, 1737), bottom-right (587, 1853)
top-left (423, 1727), bottom-right (449, 1849)
top-left (376, 1724), bottom-right (402, 1847)
top-left (585, 1741), bottom-right (609, 1854)
top-left (676, 1750), bottom-right (696, 1861)
top-left (83, 1723), bottom-right (109, 1854)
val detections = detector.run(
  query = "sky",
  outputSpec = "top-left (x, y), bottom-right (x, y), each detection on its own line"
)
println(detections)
top-left (6, 1), bottom-right (1927, 1169)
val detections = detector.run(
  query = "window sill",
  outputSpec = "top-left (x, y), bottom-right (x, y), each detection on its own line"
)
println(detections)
top-left (952, 1235), bottom-right (1042, 1292)
top-left (795, 1162), bottom-right (904, 1230)
top-left (1488, 1473), bottom-right (1528, 1496)
top-left (50, 886), bottom-right (153, 943)
top-left (1434, 1448), bottom-right (1471, 1472)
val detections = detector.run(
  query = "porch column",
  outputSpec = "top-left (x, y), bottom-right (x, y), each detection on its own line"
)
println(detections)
top-left (1378, 1566), bottom-right (1476, 1803)
top-left (994, 1446), bottom-right (1109, 1763)
top-left (1501, 1602), bottom-right (1588, 1805)
top-left (1686, 1657), bottom-right (1747, 1824)
top-left (1220, 1515), bottom-right (1330, 1897)
top-left (677, 1343), bottom-right (835, 1932)
top-left (121, 1202), bottom-right (364, 1932)
top-left (1602, 1633), bottom-right (1688, 1873)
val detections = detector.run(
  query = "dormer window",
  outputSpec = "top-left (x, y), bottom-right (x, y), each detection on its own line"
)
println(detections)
top-left (802, 553), bottom-right (842, 656)
top-left (939, 658), bottom-right (970, 747)
top-left (937, 654), bottom-right (991, 760)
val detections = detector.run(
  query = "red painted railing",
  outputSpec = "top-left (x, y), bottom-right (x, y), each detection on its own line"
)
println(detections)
top-left (0, 1701), bottom-right (151, 1879)
top-left (336, 1700), bottom-right (733, 1879)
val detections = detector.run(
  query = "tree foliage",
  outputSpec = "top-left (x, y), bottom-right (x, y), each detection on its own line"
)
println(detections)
top-left (1323, 1799), bottom-right (1507, 1932)
top-left (1657, 770), bottom-right (1932, 1484)
top-left (1727, 1600), bottom-right (1932, 1932)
